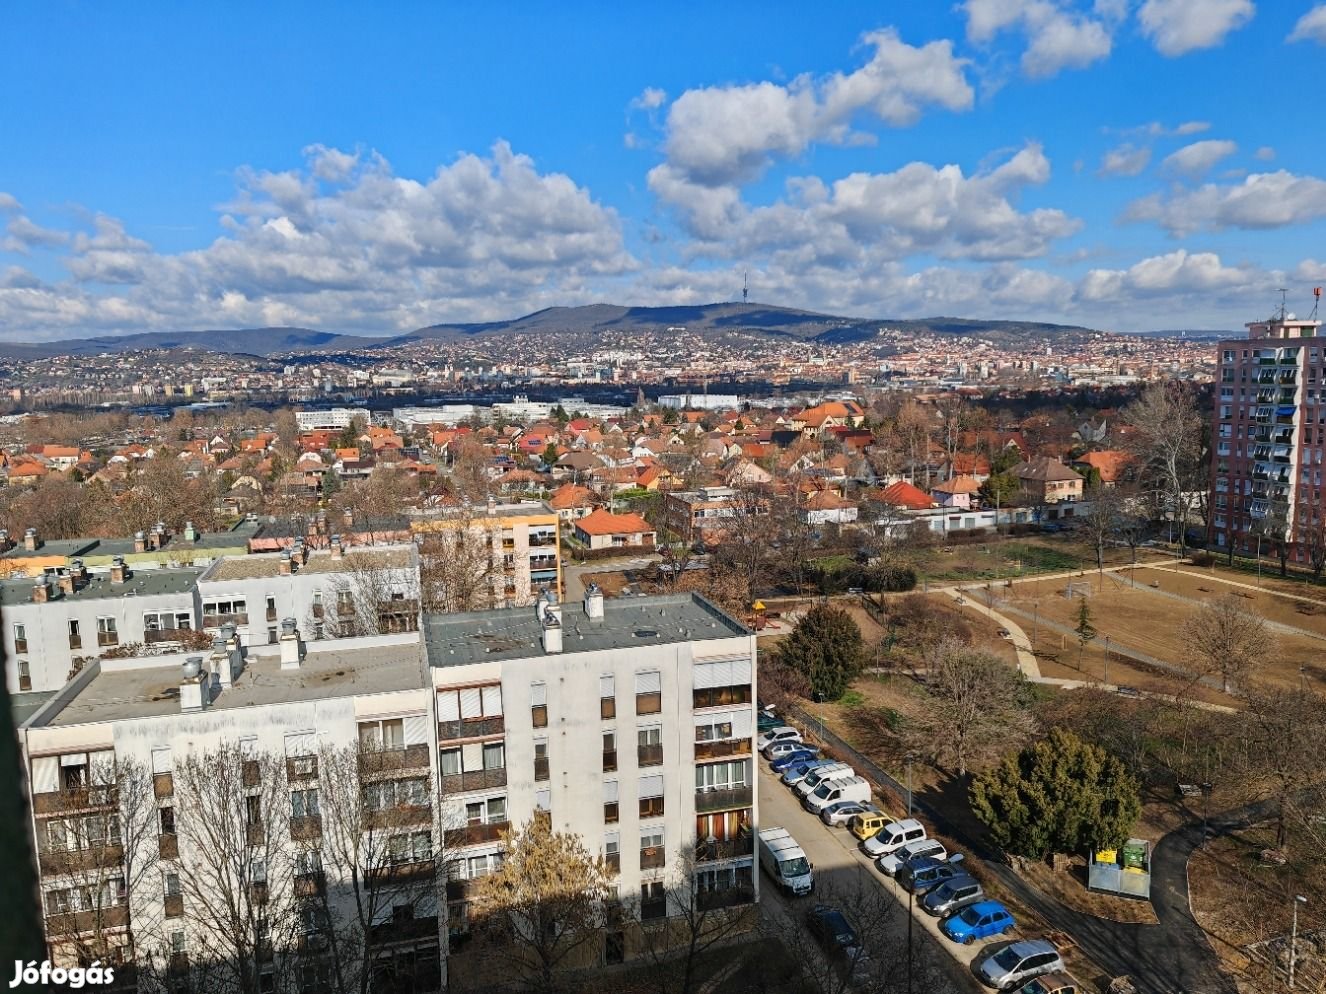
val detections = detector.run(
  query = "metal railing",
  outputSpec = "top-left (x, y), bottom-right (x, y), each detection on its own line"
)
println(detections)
top-left (695, 785), bottom-right (753, 815)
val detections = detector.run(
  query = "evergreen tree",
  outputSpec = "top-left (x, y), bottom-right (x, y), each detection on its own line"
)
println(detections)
top-left (1074, 598), bottom-right (1097, 669)
top-left (969, 727), bottom-right (1141, 858)
top-left (775, 604), bottom-right (866, 701)
top-left (541, 442), bottom-right (560, 467)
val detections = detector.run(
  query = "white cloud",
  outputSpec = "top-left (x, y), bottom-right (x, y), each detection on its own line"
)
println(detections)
top-left (1174, 120), bottom-right (1210, 135)
top-left (630, 87), bottom-right (667, 110)
top-left (1160, 138), bottom-right (1238, 178)
top-left (0, 214), bottom-right (70, 253)
top-left (1289, 4), bottom-right (1326, 43)
top-left (1138, 0), bottom-right (1254, 56)
top-left (1255, 146), bottom-right (1276, 161)
top-left (302, 144), bottom-right (360, 183)
top-left (962, 0), bottom-right (1115, 78)
top-left (1124, 169), bottom-right (1326, 236)
top-left (1098, 143), bottom-right (1151, 177)
top-left (1077, 248), bottom-right (1262, 302)
top-left (0, 193), bottom-right (20, 213)
top-left (654, 28), bottom-right (972, 189)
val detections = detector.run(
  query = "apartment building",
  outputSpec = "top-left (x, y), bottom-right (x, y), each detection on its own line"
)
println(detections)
top-left (660, 487), bottom-right (766, 546)
top-left (17, 589), bottom-right (756, 990)
top-left (294, 407), bottom-right (371, 432)
top-left (3, 560), bottom-right (203, 694)
top-left (0, 521), bottom-right (259, 579)
top-left (1210, 309), bottom-right (1322, 556)
top-left (409, 500), bottom-right (561, 607)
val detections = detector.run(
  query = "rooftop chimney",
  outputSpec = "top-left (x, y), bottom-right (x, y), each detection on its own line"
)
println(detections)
top-left (70, 558), bottom-right (87, 585)
top-left (183, 520), bottom-right (197, 543)
top-left (210, 635), bottom-right (236, 688)
top-left (342, 507), bottom-right (354, 529)
top-left (134, 531), bottom-right (147, 554)
top-left (486, 494), bottom-right (497, 516)
top-left (540, 604), bottom-right (563, 654)
top-left (0, 529), bottom-right (10, 552)
top-left (110, 556), bottom-right (129, 584)
top-left (56, 568), bottom-right (75, 597)
top-left (584, 582), bottom-right (604, 621)
top-left (31, 576), bottom-right (50, 604)
top-left (279, 618), bottom-right (303, 670)
top-left (180, 656), bottom-right (210, 713)
top-left (23, 527), bottom-right (39, 551)
top-left (330, 534), bottom-right (344, 560)
top-left (279, 550), bottom-right (294, 576)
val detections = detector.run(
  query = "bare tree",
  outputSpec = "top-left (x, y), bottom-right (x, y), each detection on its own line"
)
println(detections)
top-left (892, 401), bottom-right (934, 488)
top-left (316, 549), bottom-right (421, 639)
top-left (169, 745), bottom-right (301, 994)
top-left (1235, 686), bottom-right (1326, 852)
top-left (1123, 383), bottom-right (1203, 551)
top-left (1180, 594), bottom-right (1271, 694)
top-left (415, 510), bottom-right (502, 613)
top-left (1079, 485), bottom-right (1124, 575)
top-left (906, 643), bottom-right (1035, 776)
top-left (469, 813), bottom-right (614, 994)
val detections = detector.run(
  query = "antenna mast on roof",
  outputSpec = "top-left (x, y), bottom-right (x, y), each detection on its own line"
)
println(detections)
top-left (742, 271), bottom-right (749, 306)
top-left (1278, 287), bottom-right (1290, 321)
top-left (1312, 287), bottom-right (1322, 321)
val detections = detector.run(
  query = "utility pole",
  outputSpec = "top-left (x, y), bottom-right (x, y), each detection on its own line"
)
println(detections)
top-left (905, 752), bottom-right (916, 819)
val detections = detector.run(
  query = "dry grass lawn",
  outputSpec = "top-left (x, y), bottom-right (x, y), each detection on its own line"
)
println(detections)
top-left (1019, 856), bottom-right (1158, 925)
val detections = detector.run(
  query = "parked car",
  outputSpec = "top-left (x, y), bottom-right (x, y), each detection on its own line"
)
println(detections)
top-left (805, 904), bottom-right (860, 958)
top-left (849, 811), bottom-right (893, 842)
top-left (1014, 973), bottom-right (1084, 994)
top-left (921, 875), bottom-right (985, 917)
top-left (899, 853), bottom-right (965, 894)
top-left (770, 748), bottom-right (821, 773)
top-left (820, 800), bottom-right (880, 827)
top-left (975, 939), bottom-right (1065, 989)
top-left (804, 775), bottom-right (873, 815)
top-left (757, 710), bottom-right (782, 733)
top-left (782, 758), bottom-right (834, 787)
top-left (877, 838), bottom-right (947, 876)
top-left (795, 763), bottom-right (853, 799)
top-left (757, 726), bottom-right (802, 753)
top-left (940, 900), bottom-right (1016, 946)
top-left (861, 818), bottom-right (927, 858)
top-left (765, 739), bottom-right (810, 761)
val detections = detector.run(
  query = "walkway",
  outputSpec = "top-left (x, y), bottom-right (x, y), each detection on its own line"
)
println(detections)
top-left (939, 588), bottom-right (1041, 678)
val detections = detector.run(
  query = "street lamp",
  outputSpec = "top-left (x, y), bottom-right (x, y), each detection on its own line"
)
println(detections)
top-left (1290, 894), bottom-right (1308, 990)
top-left (1032, 600), bottom-right (1040, 647)
top-left (904, 752), bottom-right (917, 820)
top-left (1200, 782), bottom-right (1213, 846)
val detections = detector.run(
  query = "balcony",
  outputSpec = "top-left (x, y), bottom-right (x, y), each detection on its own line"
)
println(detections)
top-left (153, 773), bottom-right (174, 798)
top-left (439, 768), bottom-right (507, 794)
top-left (370, 857), bottom-right (437, 886)
top-left (361, 743), bottom-right (432, 775)
top-left (13, 638), bottom-right (27, 655)
top-left (39, 843), bottom-right (124, 876)
top-left (45, 904), bottom-right (129, 936)
top-left (370, 913), bottom-right (439, 944)
top-left (294, 870), bottom-right (326, 897)
top-left (641, 897), bottom-right (667, 921)
top-left (694, 738), bottom-right (751, 761)
top-left (444, 821), bottom-right (509, 848)
top-left (159, 833), bottom-right (178, 860)
top-left (639, 846), bottom-right (666, 871)
top-left (144, 628), bottom-right (193, 645)
top-left (68, 633), bottom-right (82, 650)
top-left (202, 612), bottom-right (248, 628)
top-left (96, 632), bottom-right (120, 648)
top-left (438, 716), bottom-right (505, 741)
top-left (164, 894), bottom-right (183, 918)
top-left (602, 750), bottom-right (617, 772)
top-left (605, 852), bottom-right (621, 875)
top-left (366, 803), bottom-right (434, 830)
top-left (695, 835), bottom-right (755, 863)
top-left (639, 796), bottom-right (665, 819)
top-left (695, 785), bottom-right (753, 815)
top-left (637, 743), bottom-right (663, 767)
top-left (287, 756), bottom-right (318, 782)
top-left (534, 758), bottom-right (550, 782)
top-left (33, 785), bottom-right (118, 816)
top-left (290, 815), bottom-right (323, 841)
top-left (696, 886), bottom-right (755, 913)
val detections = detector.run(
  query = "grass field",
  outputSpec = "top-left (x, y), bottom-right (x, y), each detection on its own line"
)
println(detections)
top-left (913, 536), bottom-right (1158, 584)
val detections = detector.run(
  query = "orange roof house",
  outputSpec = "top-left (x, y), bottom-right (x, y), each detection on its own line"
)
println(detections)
top-left (878, 481), bottom-right (934, 510)
top-left (572, 508), bottom-right (657, 551)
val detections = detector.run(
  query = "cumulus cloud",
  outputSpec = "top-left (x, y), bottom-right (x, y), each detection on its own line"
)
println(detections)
top-left (1159, 139), bottom-right (1238, 178)
top-left (0, 142), bottom-right (636, 338)
top-left (1, 214), bottom-right (70, 253)
top-left (1124, 169), bottom-right (1326, 236)
top-left (1098, 143), bottom-right (1151, 177)
top-left (962, 0), bottom-right (1116, 78)
top-left (1289, 4), bottom-right (1326, 43)
top-left (630, 87), bottom-right (667, 110)
top-left (653, 28), bottom-right (972, 189)
top-left (1174, 120), bottom-right (1210, 135)
top-left (1077, 248), bottom-right (1261, 302)
top-left (1138, 0), bottom-right (1254, 56)
top-left (1255, 146), bottom-right (1275, 161)
top-left (0, 193), bottom-right (20, 213)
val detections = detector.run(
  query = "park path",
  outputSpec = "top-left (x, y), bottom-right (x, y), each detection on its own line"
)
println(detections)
top-left (938, 588), bottom-right (1042, 678)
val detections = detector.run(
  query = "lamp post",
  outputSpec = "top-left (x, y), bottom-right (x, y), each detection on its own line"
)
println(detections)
top-left (1103, 635), bottom-right (1110, 687)
top-left (1032, 600), bottom-right (1040, 647)
top-left (1290, 894), bottom-right (1308, 989)
top-left (905, 752), bottom-right (917, 819)
top-left (1200, 782), bottom-right (1213, 846)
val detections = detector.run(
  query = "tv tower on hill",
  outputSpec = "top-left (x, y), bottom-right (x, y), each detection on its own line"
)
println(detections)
top-left (742, 271), bottom-right (749, 306)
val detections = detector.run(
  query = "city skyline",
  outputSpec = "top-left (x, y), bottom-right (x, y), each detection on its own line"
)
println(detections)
top-left (7, 1), bottom-right (1326, 340)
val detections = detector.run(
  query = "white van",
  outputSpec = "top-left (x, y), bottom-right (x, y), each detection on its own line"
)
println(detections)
top-left (794, 762), bottom-right (852, 799)
top-left (803, 775), bottom-right (872, 815)
top-left (861, 818), bottom-right (927, 858)
top-left (758, 827), bottom-right (814, 896)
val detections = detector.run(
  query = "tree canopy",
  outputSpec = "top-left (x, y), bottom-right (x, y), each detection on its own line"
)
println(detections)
top-left (775, 604), bottom-right (866, 701)
top-left (969, 727), bottom-right (1141, 858)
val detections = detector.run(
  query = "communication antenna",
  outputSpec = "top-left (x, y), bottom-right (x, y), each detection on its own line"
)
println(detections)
top-left (1278, 287), bottom-right (1290, 321)
top-left (1313, 287), bottom-right (1322, 321)
top-left (742, 271), bottom-right (749, 306)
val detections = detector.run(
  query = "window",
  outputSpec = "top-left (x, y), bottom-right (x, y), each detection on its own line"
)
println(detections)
top-left (640, 828), bottom-right (665, 872)
top-left (12, 623), bottom-right (26, 655)
top-left (245, 796), bottom-right (261, 827)
top-left (603, 780), bottom-right (619, 823)
top-left (603, 731), bottom-right (617, 772)
top-left (387, 830), bottom-right (432, 865)
top-left (160, 806), bottom-right (176, 835)
top-left (600, 674), bottom-right (616, 719)
top-left (291, 788), bottom-right (320, 819)
top-left (639, 774), bottom-right (665, 818)
top-left (531, 682), bottom-right (548, 727)
top-left (483, 742), bottom-right (505, 770)
top-left (143, 611), bottom-right (192, 633)
top-left (96, 616), bottom-right (119, 646)
top-left (638, 725), bottom-right (663, 767)
top-left (465, 797), bottom-right (506, 825)
top-left (437, 684), bottom-right (503, 729)
top-left (439, 748), bottom-right (461, 776)
top-left (363, 778), bottom-right (428, 811)
top-left (358, 718), bottom-right (405, 752)
top-left (635, 670), bottom-right (662, 715)
top-left (696, 760), bottom-right (749, 790)
top-left (296, 849), bottom-right (323, 876)
top-left (68, 619), bottom-right (81, 649)
top-left (202, 598), bottom-right (247, 623)
top-left (534, 739), bottom-right (549, 782)
top-left (163, 870), bottom-right (180, 898)
top-left (604, 832), bottom-right (621, 873)
top-left (535, 788), bottom-right (551, 812)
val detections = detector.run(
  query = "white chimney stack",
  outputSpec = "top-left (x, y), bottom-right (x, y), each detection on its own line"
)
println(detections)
top-left (23, 527), bottom-right (39, 551)
top-left (210, 636), bottom-right (236, 688)
top-left (541, 605), bottom-right (562, 654)
top-left (180, 657), bottom-right (210, 713)
top-left (584, 582), bottom-right (604, 621)
top-left (279, 618), bottom-right (303, 670)
top-left (330, 533), bottom-right (344, 560)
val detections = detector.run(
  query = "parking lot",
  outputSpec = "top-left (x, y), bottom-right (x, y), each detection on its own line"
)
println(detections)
top-left (757, 756), bottom-right (1049, 992)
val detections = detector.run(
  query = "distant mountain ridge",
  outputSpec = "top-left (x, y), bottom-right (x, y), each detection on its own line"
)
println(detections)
top-left (0, 303), bottom-right (1103, 359)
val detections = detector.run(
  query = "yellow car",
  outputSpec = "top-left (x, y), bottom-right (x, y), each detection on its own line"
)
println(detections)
top-left (849, 811), bottom-right (893, 842)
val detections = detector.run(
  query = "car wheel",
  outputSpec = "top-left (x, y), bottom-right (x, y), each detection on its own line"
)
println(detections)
top-left (963, 935), bottom-right (973, 946)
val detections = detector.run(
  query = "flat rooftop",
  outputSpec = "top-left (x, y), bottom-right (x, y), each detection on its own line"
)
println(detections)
top-left (410, 502), bottom-right (555, 521)
top-left (424, 592), bottom-right (749, 667)
top-left (90, 523), bottom-right (259, 556)
top-left (42, 640), bottom-right (426, 727)
top-left (203, 547), bottom-right (413, 581)
top-left (2, 538), bottom-right (100, 560)
top-left (0, 567), bottom-right (204, 606)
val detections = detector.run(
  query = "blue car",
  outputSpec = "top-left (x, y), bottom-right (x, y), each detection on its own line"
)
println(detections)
top-left (781, 758), bottom-right (833, 786)
top-left (940, 900), bottom-right (1015, 945)
top-left (770, 748), bottom-right (820, 773)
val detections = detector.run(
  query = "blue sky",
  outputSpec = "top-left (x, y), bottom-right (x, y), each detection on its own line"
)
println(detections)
top-left (5, 0), bottom-right (1326, 339)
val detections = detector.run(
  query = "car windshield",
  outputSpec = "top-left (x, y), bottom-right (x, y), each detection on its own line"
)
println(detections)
top-left (1022, 982), bottom-right (1050, 994)
top-left (993, 946), bottom-right (1025, 970)
top-left (959, 907), bottom-right (983, 925)
top-left (813, 784), bottom-right (833, 799)
top-left (782, 856), bottom-right (810, 877)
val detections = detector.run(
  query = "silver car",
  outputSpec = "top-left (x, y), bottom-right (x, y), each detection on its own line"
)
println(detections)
top-left (976, 939), bottom-right (1065, 990)
top-left (921, 875), bottom-right (984, 917)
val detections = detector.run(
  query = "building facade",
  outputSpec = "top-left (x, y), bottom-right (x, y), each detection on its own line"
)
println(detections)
top-left (410, 501), bottom-right (561, 607)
